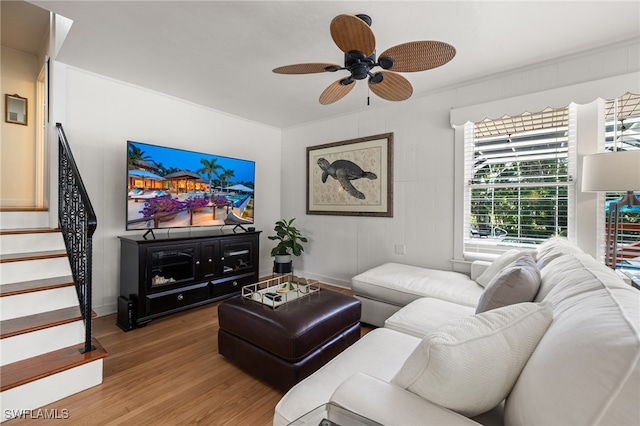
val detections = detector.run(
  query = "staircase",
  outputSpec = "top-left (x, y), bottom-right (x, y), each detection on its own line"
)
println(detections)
top-left (0, 212), bottom-right (107, 422)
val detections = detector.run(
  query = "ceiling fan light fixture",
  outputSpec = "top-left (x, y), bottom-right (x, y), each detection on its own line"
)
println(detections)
top-left (347, 50), bottom-right (368, 60)
top-left (351, 65), bottom-right (370, 80)
top-left (369, 72), bottom-right (384, 84)
top-left (355, 14), bottom-right (372, 26)
top-left (378, 56), bottom-right (395, 70)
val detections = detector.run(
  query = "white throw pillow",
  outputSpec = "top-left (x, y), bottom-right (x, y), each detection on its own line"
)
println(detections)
top-left (475, 249), bottom-right (534, 287)
top-left (476, 255), bottom-right (541, 313)
top-left (391, 302), bottom-right (553, 417)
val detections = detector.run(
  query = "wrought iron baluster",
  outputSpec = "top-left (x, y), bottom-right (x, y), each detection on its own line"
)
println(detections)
top-left (57, 123), bottom-right (97, 354)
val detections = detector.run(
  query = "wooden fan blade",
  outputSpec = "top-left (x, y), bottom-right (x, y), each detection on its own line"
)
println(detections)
top-left (330, 14), bottom-right (375, 57)
top-left (379, 41), bottom-right (456, 72)
top-left (319, 79), bottom-right (356, 105)
top-left (368, 72), bottom-right (413, 101)
top-left (272, 63), bottom-right (341, 74)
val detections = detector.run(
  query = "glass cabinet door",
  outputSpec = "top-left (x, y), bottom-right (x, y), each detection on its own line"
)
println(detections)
top-left (220, 239), bottom-right (254, 276)
top-left (146, 244), bottom-right (198, 289)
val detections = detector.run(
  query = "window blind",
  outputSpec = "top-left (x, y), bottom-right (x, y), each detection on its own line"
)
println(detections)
top-left (464, 106), bottom-right (575, 257)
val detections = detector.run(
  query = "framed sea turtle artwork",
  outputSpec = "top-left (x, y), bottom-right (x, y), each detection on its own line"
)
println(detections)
top-left (307, 133), bottom-right (393, 217)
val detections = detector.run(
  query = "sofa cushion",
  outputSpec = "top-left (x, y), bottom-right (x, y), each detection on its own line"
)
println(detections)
top-left (352, 262), bottom-right (483, 308)
top-left (391, 302), bottom-right (553, 417)
top-left (476, 255), bottom-right (541, 313)
top-left (273, 328), bottom-right (421, 426)
top-left (475, 249), bottom-right (534, 288)
top-left (506, 253), bottom-right (640, 425)
top-left (534, 236), bottom-right (583, 269)
top-left (384, 298), bottom-right (475, 338)
top-left (330, 373), bottom-right (483, 426)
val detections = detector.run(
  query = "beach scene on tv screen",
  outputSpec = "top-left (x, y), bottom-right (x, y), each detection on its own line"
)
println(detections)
top-left (127, 141), bottom-right (255, 230)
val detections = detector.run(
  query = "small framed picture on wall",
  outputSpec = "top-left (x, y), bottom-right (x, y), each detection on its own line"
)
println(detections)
top-left (5, 94), bottom-right (28, 126)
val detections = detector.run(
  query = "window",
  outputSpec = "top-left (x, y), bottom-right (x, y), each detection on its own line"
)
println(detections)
top-left (464, 106), bottom-right (576, 257)
top-left (602, 93), bottom-right (640, 269)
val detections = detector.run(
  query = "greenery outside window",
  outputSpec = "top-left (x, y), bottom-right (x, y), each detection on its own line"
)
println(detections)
top-left (464, 106), bottom-right (575, 256)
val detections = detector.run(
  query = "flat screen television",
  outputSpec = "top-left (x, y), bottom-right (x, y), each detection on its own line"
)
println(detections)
top-left (126, 141), bottom-right (255, 231)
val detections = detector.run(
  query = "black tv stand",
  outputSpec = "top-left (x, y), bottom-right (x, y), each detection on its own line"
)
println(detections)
top-left (143, 229), bottom-right (156, 240)
top-left (232, 224), bottom-right (247, 232)
top-left (118, 229), bottom-right (260, 330)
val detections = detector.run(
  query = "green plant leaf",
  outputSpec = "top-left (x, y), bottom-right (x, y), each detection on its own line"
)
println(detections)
top-left (268, 218), bottom-right (308, 257)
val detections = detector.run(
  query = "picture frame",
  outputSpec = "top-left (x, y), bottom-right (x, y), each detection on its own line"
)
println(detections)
top-left (307, 132), bottom-right (393, 217)
top-left (5, 94), bottom-right (28, 126)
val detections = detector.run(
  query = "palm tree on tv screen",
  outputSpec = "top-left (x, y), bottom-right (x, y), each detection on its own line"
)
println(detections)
top-left (128, 144), bottom-right (154, 170)
top-left (220, 168), bottom-right (235, 192)
top-left (197, 158), bottom-right (223, 197)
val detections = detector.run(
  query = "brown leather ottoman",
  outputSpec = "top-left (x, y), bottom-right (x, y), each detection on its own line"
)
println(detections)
top-left (217, 288), bottom-right (361, 391)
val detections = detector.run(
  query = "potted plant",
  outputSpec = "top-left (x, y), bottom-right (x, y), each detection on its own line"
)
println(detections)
top-left (184, 196), bottom-right (208, 212)
top-left (140, 196), bottom-right (184, 222)
top-left (268, 218), bottom-right (308, 265)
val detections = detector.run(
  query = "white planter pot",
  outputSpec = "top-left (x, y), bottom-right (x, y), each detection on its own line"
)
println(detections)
top-left (274, 254), bottom-right (292, 263)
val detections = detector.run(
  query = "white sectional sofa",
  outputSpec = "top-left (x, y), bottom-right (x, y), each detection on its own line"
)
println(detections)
top-left (350, 261), bottom-right (489, 327)
top-left (273, 238), bottom-right (640, 426)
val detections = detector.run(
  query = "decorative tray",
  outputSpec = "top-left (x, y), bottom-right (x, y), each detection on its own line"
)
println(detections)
top-left (242, 274), bottom-right (320, 308)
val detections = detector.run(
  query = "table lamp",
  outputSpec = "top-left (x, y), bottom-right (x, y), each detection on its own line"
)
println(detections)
top-left (582, 150), bottom-right (640, 268)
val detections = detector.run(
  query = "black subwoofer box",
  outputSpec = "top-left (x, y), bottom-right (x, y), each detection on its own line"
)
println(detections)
top-left (116, 295), bottom-right (136, 332)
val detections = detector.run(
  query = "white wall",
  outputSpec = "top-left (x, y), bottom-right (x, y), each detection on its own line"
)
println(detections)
top-left (55, 66), bottom-right (282, 315)
top-left (282, 39), bottom-right (640, 288)
top-left (1, 47), bottom-right (38, 207)
top-left (282, 90), bottom-right (458, 287)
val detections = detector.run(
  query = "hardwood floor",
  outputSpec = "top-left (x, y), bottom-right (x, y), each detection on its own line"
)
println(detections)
top-left (6, 285), bottom-right (372, 425)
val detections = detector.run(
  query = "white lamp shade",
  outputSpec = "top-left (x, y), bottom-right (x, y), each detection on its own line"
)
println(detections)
top-left (582, 150), bottom-right (640, 192)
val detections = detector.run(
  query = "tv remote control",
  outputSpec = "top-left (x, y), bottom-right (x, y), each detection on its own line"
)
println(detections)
top-left (264, 292), bottom-right (282, 302)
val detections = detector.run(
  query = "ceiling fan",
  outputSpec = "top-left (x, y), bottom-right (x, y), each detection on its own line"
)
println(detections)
top-left (272, 14), bottom-right (456, 105)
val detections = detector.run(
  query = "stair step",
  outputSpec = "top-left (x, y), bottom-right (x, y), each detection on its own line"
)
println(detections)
top-left (1, 320), bottom-right (86, 367)
top-left (0, 229), bottom-right (65, 256)
top-left (0, 210), bottom-right (51, 230)
top-left (0, 228), bottom-right (60, 236)
top-left (0, 306), bottom-right (93, 339)
top-left (0, 338), bottom-right (107, 392)
top-left (0, 208), bottom-right (48, 212)
top-left (0, 228), bottom-right (60, 235)
top-left (0, 249), bottom-right (67, 263)
top-left (0, 275), bottom-right (74, 297)
top-left (0, 285), bottom-right (79, 321)
top-left (1, 257), bottom-right (72, 285)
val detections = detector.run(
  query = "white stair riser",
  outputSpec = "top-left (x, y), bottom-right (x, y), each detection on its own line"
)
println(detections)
top-left (0, 360), bottom-right (103, 423)
top-left (0, 233), bottom-right (65, 256)
top-left (0, 212), bottom-right (51, 230)
top-left (0, 257), bottom-right (72, 285)
top-left (0, 321), bottom-right (85, 366)
top-left (0, 286), bottom-right (79, 321)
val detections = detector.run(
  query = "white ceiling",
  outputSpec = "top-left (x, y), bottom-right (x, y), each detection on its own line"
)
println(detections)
top-left (18, 1), bottom-right (640, 128)
top-left (1, 0), bottom-right (49, 56)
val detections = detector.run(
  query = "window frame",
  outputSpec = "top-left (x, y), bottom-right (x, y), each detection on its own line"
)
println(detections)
top-left (461, 105), bottom-right (577, 259)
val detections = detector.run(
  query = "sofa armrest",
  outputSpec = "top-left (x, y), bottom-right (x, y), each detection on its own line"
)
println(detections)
top-left (470, 260), bottom-right (491, 281)
top-left (329, 373), bottom-right (482, 426)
